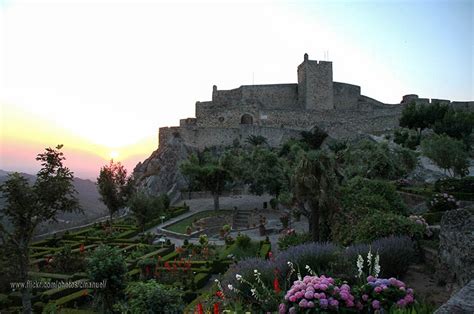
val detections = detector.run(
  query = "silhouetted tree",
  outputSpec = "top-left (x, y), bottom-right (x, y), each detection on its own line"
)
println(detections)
top-left (0, 145), bottom-right (81, 314)
top-left (97, 161), bottom-right (133, 222)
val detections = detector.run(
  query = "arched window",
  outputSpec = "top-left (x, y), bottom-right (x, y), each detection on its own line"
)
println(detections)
top-left (240, 114), bottom-right (253, 125)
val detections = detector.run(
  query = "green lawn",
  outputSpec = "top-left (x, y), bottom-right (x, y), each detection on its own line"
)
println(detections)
top-left (164, 210), bottom-right (232, 234)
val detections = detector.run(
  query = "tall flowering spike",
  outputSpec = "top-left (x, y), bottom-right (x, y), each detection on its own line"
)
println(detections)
top-left (356, 255), bottom-right (364, 278)
top-left (197, 303), bottom-right (204, 314)
top-left (213, 302), bottom-right (219, 314)
top-left (374, 254), bottom-right (381, 278)
top-left (274, 277), bottom-right (281, 294)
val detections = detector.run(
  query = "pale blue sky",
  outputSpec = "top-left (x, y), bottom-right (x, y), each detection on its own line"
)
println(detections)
top-left (286, 0), bottom-right (472, 101)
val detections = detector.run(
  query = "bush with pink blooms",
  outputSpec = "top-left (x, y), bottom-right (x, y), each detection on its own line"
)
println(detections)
top-left (278, 275), bottom-right (417, 313)
top-left (358, 276), bottom-right (415, 311)
top-left (279, 275), bottom-right (362, 313)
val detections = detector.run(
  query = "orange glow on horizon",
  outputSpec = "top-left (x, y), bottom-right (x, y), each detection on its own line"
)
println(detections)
top-left (0, 103), bottom-right (156, 179)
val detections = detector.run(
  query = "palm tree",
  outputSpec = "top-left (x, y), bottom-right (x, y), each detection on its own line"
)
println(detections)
top-left (292, 150), bottom-right (338, 242)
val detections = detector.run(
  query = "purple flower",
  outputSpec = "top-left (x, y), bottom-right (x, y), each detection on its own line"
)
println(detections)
top-left (278, 303), bottom-right (287, 314)
top-left (397, 299), bottom-right (406, 307)
top-left (304, 291), bottom-right (314, 299)
top-left (289, 307), bottom-right (296, 314)
top-left (362, 294), bottom-right (369, 301)
top-left (367, 275), bottom-right (376, 282)
top-left (319, 298), bottom-right (328, 309)
top-left (307, 301), bottom-right (315, 308)
top-left (372, 300), bottom-right (381, 309)
top-left (329, 299), bottom-right (339, 308)
top-left (374, 286), bottom-right (383, 293)
top-left (299, 299), bottom-right (308, 308)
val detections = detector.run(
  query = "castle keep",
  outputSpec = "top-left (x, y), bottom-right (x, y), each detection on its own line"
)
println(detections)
top-left (158, 54), bottom-right (473, 149)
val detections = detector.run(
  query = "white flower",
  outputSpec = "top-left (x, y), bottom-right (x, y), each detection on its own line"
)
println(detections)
top-left (227, 284), bottom-right (234, 291)
top-left (236, 274), bottom-right (242, 281)
top-left (374, 254), bottom-right (381, 278)
top-left (250, 288), bottom-right (257, 296)
top-left (215, 279), bottom-right (219, 283)
top-left (356, 254), bottom-right (364, 278)
top-left (367, 249), bottom-right (373, 268)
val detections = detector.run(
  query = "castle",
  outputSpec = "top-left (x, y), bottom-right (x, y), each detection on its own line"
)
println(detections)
top-left (135, 54), bottom-right (473, 199)
top-left (158, 53), bottom-right (473, 149)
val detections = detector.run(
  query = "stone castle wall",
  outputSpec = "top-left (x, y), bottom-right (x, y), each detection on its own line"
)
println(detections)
top-left (157, 55), bottom-right (473, 151)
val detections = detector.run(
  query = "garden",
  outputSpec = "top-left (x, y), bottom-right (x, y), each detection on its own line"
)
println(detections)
top-left (0, 101), bottom-right (473, 313)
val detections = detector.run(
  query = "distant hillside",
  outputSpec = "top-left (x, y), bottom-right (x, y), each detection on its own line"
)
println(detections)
top-left (0, 170), bottom-right (108, 235)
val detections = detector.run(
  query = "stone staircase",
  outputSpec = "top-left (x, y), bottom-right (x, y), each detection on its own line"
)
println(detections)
top-left (232, 209), bottom-right (252, 230)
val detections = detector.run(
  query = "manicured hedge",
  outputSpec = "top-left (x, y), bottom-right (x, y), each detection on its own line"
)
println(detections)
top-left (28, 271), bottom-right (72, 280)
top-left (193, 272), bottom-right (211, 289)
top-left (116, 229), bottom-right (140, 239)
top-left (41, 279), bottom-right (87, 302)
top-left (138, 247), bottom-right (174, 260)
top-left (53, 289), bottom-right (92, 307)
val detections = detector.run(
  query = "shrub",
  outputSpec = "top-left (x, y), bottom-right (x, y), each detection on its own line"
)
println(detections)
top-left (116, 280), bottom-right (184, 313)
top-left (277, 230), bottom-right (312, 251)
top-left (87, 245), bottom-right (127, 312)
top-left (223, 257), bottom-right (278, 311)
top-left (434, 176), bottom-right (474, 193)
top-left (236, 233), bottom-right (251, 249)
top-left (421, 134), bottom-right (469, 177)
top-left (358, 277), bottom-right (415, 312)
top-left (427, 193), bottom-right (458, 212)
top-left (343, 140), bottom-right (417, 180)
top-left (341, 177), bottom-right (406, 214)
top-left (275, 242), bottom-right (339, 279)
top-left (353, 211), bottom-right (424, 243)
top-left (394, 128), bottom-right (420, 149)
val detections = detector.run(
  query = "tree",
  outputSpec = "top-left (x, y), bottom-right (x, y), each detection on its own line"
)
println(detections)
top-left (292, 150), bottom-right (339, 242)
top-left (399, 102), bottom-right (448, 138)
top-left (241, 146), bottom-right (289, 197)
top-left (300, 127), bottom-right (328, 150)
top-left (128, 192), bottom-right (165, 232)
top-left (87, 245), bottom-right (127, 313)
top-left (421, 134), bottom-right (469, 177)
top-left (180, 153), bottom-right (232, 211)
top-left (433, 108), bottom-right (474, 150)
top-left (97, 160), bottom-right (133, 222)
top-left (245, 135), bottom-right (268, 146)
top-left (0, 145), bottom-right (81, 314)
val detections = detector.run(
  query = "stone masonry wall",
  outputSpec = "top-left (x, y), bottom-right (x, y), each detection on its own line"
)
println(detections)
top-left (333, 82), bottom-right (361, 110)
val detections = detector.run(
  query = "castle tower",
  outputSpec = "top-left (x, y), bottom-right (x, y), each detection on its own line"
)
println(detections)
top-left (297, 53), bottom-right (334, 110)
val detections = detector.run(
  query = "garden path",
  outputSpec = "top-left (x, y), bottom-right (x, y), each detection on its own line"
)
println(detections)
top-left (144, 194), bottom-right (309, 252)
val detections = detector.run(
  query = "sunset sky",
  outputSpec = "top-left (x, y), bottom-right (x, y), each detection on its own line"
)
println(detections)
top-left (0, 0), bottom-right (472, 179)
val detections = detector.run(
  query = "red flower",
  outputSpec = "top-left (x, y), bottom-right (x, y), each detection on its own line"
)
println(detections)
top-left (197, 303), bottom-right (204, 314)
top-left (164, 261), bottom-right (171, 270)
top-left (273, 277), bottom-right (281, 294)
top-left (145, 265), bottom-right (150, 276)
top-left (81, 289), bottom-right (88, 297)
top-left (213, 302), bottom-right (219, 314)
top-left (79, 244), bottom-right (85, 254)
top-left (215, 290), bottom-right (224, 299)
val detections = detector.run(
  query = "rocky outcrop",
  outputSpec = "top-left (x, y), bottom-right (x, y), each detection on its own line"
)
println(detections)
top-left (439, 208), bottom-right (474, 287)
top-left (133, 132), bottom-right (196, 204)
top-left (435, 280), bottom-right (474, 314)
